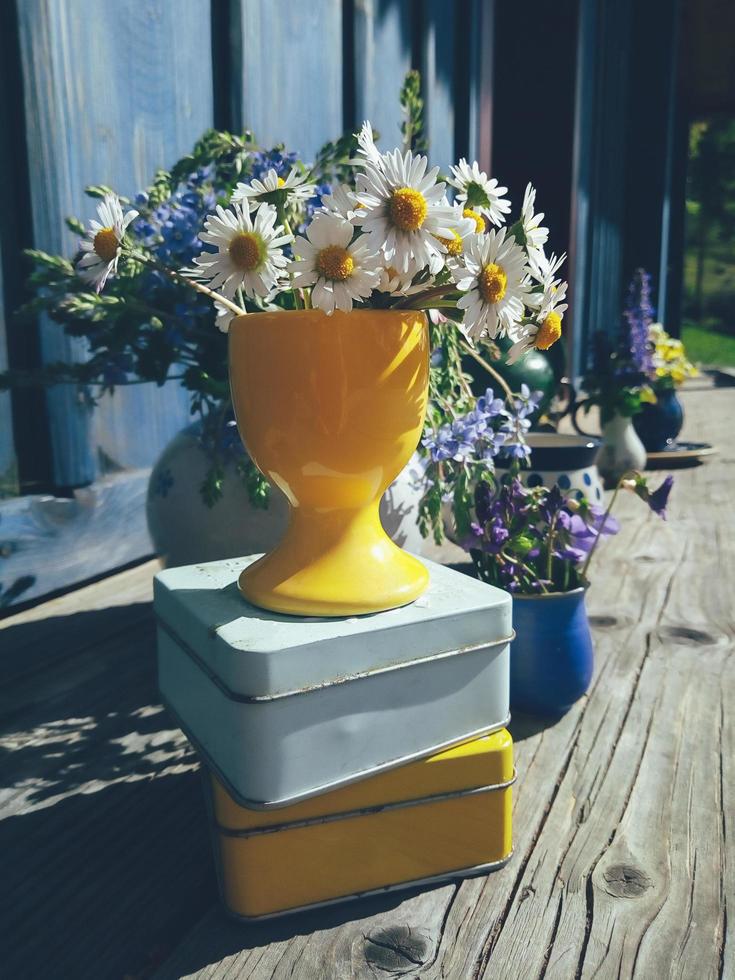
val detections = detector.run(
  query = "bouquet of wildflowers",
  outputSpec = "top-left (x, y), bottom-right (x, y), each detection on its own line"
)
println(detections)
top-left (5, 73), bottom-right (568, 507)
top-left (467, 470), bottom-right (673, 595)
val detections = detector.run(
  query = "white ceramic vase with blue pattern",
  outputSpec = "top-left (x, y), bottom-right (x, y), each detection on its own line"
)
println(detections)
top-left (500, 433), bottom-right (604, 504)
top-left (147, 422), bottom-right (428, 567)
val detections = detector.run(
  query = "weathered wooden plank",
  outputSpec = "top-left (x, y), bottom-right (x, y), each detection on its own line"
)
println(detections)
top-left (0, 469), bottom-right (152, 609)
top-left (353, 0), bottom-right (414, 148)
top-left (0, 622), bottom-right (212, 979)
top-left (231, 0), bottom-right (343, 160)
top-left (16, 0), bottom-right (212, 486)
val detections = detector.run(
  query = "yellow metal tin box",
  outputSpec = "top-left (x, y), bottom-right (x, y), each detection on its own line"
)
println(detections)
top-left (206, 729), bottom-right (514, 919)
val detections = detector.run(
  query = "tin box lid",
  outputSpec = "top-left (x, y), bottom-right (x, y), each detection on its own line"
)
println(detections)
top-left (154, 554), bottom-right (511, 698)
top-left (211, 728), bottom-right (514, 830)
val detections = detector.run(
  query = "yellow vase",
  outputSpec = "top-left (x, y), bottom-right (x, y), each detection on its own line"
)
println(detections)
top-left (228, 308), bottom-right (430, 616)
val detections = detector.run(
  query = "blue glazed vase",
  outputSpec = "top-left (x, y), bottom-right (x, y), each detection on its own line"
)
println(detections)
top-left (632, 387), bottom-right (684, 452)
top-left (510, 588), bottom-right (594, 715)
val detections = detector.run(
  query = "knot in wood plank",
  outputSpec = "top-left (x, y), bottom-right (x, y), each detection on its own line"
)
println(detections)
top-left (363, 925), bottom-right (430, 974)
top-left (588, 614), bottom-right (619, 629)
top-left (602, 864), bottom-right (653, 898)
top-left (657, 624), bottom-right (718, 647)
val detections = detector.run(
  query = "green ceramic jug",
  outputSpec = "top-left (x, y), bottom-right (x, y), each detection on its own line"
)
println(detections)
top-left (465, 337), bottom-right (564, 417)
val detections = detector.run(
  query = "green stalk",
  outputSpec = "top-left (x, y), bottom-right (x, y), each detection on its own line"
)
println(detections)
top-left (501, 550), bottom-right (548, 594)
top-left (545, 512), bottom-right (558, 584)
top-left (459, 340), bottom-right (514, 403)
top-left (579, 474), bottom-right (632, 580)
top-left (278, 213), bottom-right (303, 310)
top-left (394, 283), bottom-right (455, 309)
top-left (128, 248), bottom-right (246, 318)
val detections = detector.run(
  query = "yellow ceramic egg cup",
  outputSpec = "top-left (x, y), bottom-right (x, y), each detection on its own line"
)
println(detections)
top-left (228, 308), bottom-right (430, 617)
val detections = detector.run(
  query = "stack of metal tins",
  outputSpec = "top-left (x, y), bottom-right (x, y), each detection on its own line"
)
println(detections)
top-left (155, 553), bottom-right (515, 919)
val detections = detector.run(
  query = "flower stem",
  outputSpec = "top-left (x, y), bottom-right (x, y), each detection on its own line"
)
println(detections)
top-left (279, 214), bottom-right (303, 311)
top-left (579, 477), bottom-right (627, 579)
top-left (459, 340), bottom-right (514, 403)
top-left (501, 550), bottom-right (548, 594)
top-left (394, 283), bottom-right (456, 309)
top-left (128, 249), bottom-right (247, 318)
top-left (546, 512), bottom-right (558, 583)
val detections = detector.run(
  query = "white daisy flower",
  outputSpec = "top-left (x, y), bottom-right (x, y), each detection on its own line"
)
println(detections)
top-left (353, 124), bottom-right (460, 274)
top-left (448, 159), bottom-right (511, 227)
top-left (528, 249), bottom-right (567, 289)
top-left (319, 183), bottom-right (364, 222)
top-left (76, 194), bottom-right (138, 292)
top-left (453, 229), bottom-right (533, 341)
top-left (526, 249), bottom-right (567, 309)
top-left (191, 202), bottom-right (292, 299)
top-left (232, 168), bottom-right (316, 212)
top-left (507, 280), bottom-right (568, 363)
top-left (431, 205), bottom-right (478, 270)
top-left (214, 300), bottom-right (236, 334)
top-left (519, 183), bottom-right (549, 254)
top-left (376, 258), bottom-right (427, 296)
top-left (355, 120), bottom-right (384, 168)
top-left (289, 211), bottom-right (381, 315)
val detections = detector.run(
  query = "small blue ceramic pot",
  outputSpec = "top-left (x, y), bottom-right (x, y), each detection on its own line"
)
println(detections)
top-left (510, 588), bottom-right (593, 716)
top-left (632, 388), bottom-right (683, 452)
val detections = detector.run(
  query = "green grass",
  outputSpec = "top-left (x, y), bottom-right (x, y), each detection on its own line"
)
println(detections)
top-left (682, 324), bottom-right (735, 367)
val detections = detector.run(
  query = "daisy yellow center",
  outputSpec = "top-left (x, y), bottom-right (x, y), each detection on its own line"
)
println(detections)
top-left (463, 208), bottom-right (485, 233)
top-left (478, 263), bottom-right (507, 304)
top-left (390, 187), bottom-right (428, 231)
top-left (536, 312), bottom-right (562, 350)
top-left (435, 230), bottom-right (463, 257)
top-left (277, 177), bottom-right (286, 187)
top-left (316, 244), bottom-right (354, 281)
top-left (228, 232), bottom-right (264, 271)
top-left (93, 227), bottom-right (119, 263)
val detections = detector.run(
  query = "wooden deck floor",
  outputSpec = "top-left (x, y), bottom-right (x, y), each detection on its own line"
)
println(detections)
top-left (1, 381), bottom-right (732, 980)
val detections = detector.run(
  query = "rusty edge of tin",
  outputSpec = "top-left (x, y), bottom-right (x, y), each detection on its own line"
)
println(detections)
top-left (201, 769), bottom-right (515, 923)
top-left (166, 697), bottom-right (512, 810)
top-left (157, 617), bottom-right (515, 703)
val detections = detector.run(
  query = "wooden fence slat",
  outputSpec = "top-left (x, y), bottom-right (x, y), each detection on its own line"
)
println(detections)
top-left (353, 0), bottom-right (414, 149)
top-left (231, 0), bottom-right (343, 162)
top-left (16, 0), bottom-right (214, 486)
top-left (568, 0), bottom-right (632, 376)
top-left (422, 1), bottom-right (456, 172)
top-left (467, 0), bottom-right (493, 172)
top-left (0, 248), bottom-right (18, 497)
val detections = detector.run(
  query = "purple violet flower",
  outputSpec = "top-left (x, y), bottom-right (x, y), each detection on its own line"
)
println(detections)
top-left (623, 268), bottom-right (655, 377)
top-left (647, 475), bottom-right (673, 519)
top-left (477, 387), bottom-right (505, 419)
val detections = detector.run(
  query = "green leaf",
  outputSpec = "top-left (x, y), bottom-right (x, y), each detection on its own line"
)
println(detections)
top-left (65, 216), bottom-right (85, 235)
top-left (84, 184), bottom-right (117, 200)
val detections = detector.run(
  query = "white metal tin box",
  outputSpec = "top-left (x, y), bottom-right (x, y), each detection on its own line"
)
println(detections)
top-left (155, 554), bottom-right (512, 808)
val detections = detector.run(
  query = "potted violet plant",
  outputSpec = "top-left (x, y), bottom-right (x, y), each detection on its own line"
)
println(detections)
top-left (467, 471), bottom-right (674, 715)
